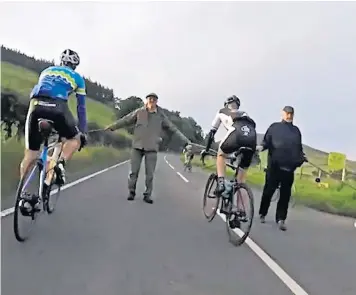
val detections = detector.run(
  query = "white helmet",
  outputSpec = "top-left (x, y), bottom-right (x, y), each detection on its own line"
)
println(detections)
top-left (60, 49), bottom-right (80, 69)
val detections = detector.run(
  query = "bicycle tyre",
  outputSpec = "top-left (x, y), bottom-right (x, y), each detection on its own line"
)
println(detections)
top-left (225, 183), bottom-right (254, 246)
top-left (203, 173), bottom-right (220, 222)
top-left (13, 159), bottom-right (40, 242)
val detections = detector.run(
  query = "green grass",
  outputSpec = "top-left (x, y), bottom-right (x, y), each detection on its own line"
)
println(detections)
top-left (184, 155), bottom-right (356, 218)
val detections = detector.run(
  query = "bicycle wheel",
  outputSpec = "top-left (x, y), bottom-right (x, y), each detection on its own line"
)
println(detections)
top-left (203, 173), bottom-right (220, 222)
top-left (13, 159), bottom-right (43, 242)
top-left (45, 166), bottom-right (62, 214)
top-left (225, 183), bottom-right (254, 246)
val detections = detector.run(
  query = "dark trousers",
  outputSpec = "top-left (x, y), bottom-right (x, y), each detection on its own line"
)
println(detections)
top-left (258, 164), bottom-right (295, 221)
top-left (128, 148), bottom-right (157, 197)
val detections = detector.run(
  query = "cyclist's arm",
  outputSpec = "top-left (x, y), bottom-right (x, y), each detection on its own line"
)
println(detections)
top-left (75, 76), bottom-right (87, 133)
top-left (205, 111), bottom-right (221, 151)
top-left (106, 108), bottom-right (139, 131)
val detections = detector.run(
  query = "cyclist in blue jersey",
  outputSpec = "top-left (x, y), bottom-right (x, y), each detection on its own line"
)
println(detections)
top-left (20, 49), bottom-right (88, 194)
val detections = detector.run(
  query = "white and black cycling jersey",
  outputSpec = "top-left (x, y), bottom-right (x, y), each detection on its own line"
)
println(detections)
top-left (211, 108), bottom-right (251, 131)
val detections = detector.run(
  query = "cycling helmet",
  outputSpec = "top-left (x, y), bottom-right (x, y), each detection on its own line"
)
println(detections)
top-left (224, 95), bottom-right (240, 108)
top-left (60, 49), bottom-right (80, 69)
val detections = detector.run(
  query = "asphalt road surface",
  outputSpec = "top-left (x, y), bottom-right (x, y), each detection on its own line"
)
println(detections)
top-left (2, 153), bottom-right (356, 295)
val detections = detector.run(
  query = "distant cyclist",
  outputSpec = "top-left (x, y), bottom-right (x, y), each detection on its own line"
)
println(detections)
top-left (183, 144), bottom-right (194, 169)
top-left (200, 95), bottom-right (257, 193)
top-left (20, 49), bottom-right (88, 202)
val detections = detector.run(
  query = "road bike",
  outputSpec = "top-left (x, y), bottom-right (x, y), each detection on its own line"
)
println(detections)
top-left (14, 119), bottom-right (67, 242)
top-left (201, 148), bottom-right (255, 246)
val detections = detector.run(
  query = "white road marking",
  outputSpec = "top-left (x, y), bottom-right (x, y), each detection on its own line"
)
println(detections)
top-left (164, 155), bottom-right (189, 182)
top-left (164, 155), bottom-right (175, 170)
top-left (1, 160), bottom-right (129, 218)
top-left (176, 172), bottom-right (189, 183)
top-left (217, 211), bottom-right (309, 295)
top-left (164, 156), bottom-right (309, 295)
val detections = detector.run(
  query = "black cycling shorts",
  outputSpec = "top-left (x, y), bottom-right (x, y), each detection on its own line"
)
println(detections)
top-left (219, 120), bottom-right (257, 169)
top-left (25, 96), bottom-right (79, 151)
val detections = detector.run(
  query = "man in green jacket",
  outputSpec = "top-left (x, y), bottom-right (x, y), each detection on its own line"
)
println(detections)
top-left (105, 93), bottom-right (190, 204)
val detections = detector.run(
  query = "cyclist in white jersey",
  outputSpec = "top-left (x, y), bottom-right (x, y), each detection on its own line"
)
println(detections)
top-left (201, 95), bottom-right (257, 194)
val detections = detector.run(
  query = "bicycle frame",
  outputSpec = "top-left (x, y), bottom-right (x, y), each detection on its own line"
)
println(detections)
top-left (20, 134), bottom-right (63, 202)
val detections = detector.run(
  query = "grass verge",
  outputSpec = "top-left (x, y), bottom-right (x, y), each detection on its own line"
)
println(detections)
top-left (183, 155), bottom-right (356, 218)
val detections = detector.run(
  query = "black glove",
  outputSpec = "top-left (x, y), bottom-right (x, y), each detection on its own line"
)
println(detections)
top-left (78, 133), bottom-right (88, 151)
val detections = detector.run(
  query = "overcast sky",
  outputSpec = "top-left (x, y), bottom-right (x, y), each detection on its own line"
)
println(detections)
top-left (1, 1), bottom-right (355, 159)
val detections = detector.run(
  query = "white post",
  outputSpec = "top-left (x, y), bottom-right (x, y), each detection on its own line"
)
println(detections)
top-left (341, 167), bottom-right (346, 182)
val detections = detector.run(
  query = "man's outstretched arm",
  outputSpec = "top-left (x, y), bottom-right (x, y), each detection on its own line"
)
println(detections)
top-left (160, 109), bottom-right (191, 145)
top-left (105, 108), bottom-right (140, 131)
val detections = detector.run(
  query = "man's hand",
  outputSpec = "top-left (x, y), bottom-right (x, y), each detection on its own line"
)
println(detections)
top-left (78, 133), bottom-right (88, 151)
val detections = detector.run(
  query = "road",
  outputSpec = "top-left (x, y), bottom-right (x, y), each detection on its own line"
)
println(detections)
top-left (1, 153), bottom-right (356, 295)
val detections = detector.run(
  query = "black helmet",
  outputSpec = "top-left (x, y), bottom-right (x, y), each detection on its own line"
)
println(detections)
top-left (224, 95), bottom-right (240, 107)
top-left (60, 49), bottom-right (80, 69)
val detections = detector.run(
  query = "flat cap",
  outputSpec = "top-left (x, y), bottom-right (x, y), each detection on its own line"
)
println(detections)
top-left (283, 105), bottom-right (294, 113)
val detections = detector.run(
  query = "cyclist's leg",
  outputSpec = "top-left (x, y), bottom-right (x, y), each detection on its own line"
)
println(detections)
top-left (55, 101), bottom-right (81, 163)
top-left (231, 123), bottom-right (257, 211)
top-left (51, 101), bottom-right (80, 184)
top-left (20, 99), bottom-right (42, 178)
top-left (217, 128), bottom-right (238, 193)
top-left (188, 154), bottom-right (194, 166)
top-left (235, 151), bottom-right (254, 211)
top-left (184, 153), bottom-right (189, 164)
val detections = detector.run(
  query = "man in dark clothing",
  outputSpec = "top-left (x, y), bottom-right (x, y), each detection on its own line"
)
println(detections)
top-left (258, 106), bottom-right (307, 230)
top-left (105, 93), bottom-right (190, 204)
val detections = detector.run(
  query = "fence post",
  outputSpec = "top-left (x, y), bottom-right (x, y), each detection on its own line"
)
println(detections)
top-left (342, 167), bottom-right (346, 182)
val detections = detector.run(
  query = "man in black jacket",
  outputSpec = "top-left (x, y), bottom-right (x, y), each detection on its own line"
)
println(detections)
top-left (258, 106), bottom-right (307, 230)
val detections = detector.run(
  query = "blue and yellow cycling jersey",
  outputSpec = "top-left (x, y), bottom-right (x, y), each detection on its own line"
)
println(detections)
top-left (30, 65), bottom-right (87, 133)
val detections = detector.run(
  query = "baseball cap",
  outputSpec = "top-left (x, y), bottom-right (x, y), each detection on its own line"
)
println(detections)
top-left (283, 106), bottom-right (294, 113)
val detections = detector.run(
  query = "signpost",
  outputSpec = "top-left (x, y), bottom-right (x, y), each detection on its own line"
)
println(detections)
top-left (328, 152), bottom-right (347, 181)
